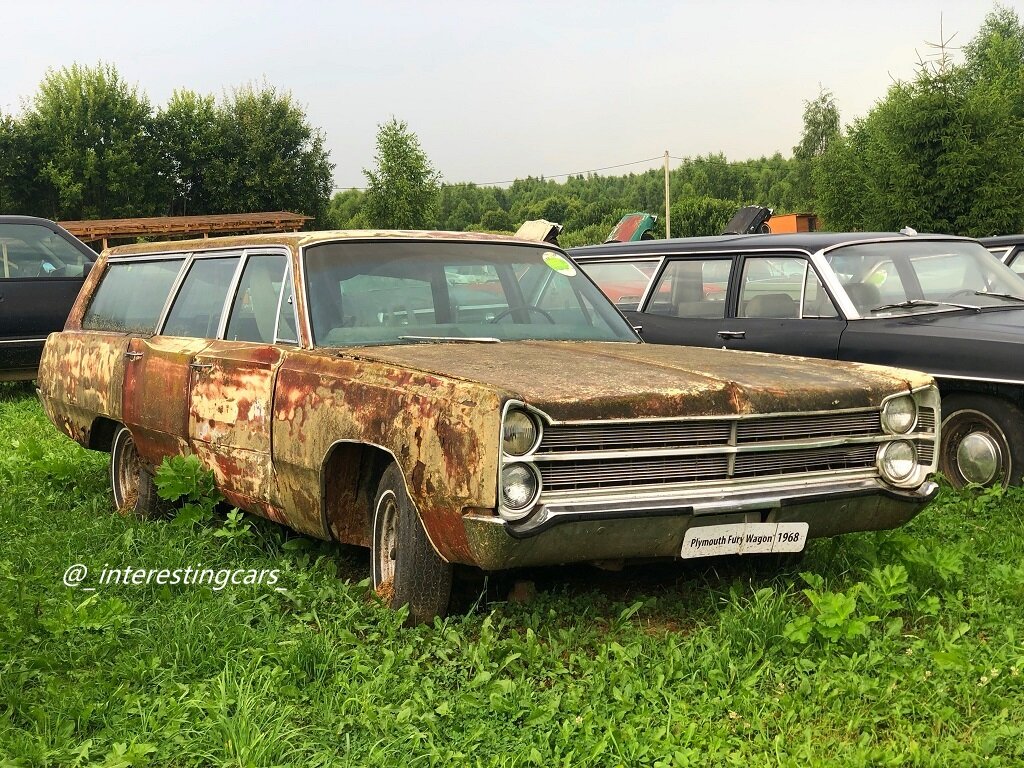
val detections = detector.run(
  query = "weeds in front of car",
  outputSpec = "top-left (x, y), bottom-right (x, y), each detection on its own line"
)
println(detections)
top-left (2, 389), bottom-right (1023, 766)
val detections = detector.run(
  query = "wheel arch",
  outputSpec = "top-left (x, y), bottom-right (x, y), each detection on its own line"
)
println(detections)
top-left (318, 439), bottom-right (450, 562)
top-left (88, 416), bottom-right (121, 452)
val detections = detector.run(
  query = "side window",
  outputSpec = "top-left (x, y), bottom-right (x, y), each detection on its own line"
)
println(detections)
top-left (738, 257), bottom-right (803, 319)
top-left (0, 223), bottom-right (91, 280)
top-left (578, 261), bottom-right (657, 311)
top-left (225, 254), bottom-right (288, 343)
top-left (162, 256), bottom-right (241, 338)
top-left (802, 269), bottom-right (839, 318)
top-left (646, 258), bottom-right (732, 319)
top-left (1011, 250), bottom-right (1024, 277)
top-left (275, 269), bottom-right (298, 344)
top-left (82, 259), bottom-right (185, 333)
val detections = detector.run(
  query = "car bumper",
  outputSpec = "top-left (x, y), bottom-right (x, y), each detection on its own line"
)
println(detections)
top-left (461, 478), bottom-right (938, 570)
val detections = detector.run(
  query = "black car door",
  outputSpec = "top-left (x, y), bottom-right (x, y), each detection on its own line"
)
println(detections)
top-left (712, 254), bottom-right (846, 359)
top-left (628, 255), bottom-right (738, 348)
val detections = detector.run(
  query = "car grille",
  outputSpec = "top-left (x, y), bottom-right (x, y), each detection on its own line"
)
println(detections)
top-left (533, 408), bottom-right (935, 497)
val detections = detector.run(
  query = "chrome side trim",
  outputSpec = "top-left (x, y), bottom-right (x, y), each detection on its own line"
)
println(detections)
top-left (0, 338), bottom-right (48, 345)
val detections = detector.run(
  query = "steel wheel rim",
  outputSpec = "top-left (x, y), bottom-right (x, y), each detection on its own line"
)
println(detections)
top-left (112, 430), bottom-right (141, 509)
top-left (374, 490), bottom-right (398, 589)
top-left (941, 409), bottom-right (1009, 487)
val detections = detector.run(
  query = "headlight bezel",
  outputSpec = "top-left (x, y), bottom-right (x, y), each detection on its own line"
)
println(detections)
top-left (877, 439), bottom-right (918, 484)
top-left (502, 408), bottom-right (541, 457)
top-left (499, 462), bottom-right (542, 520)
top-left (881, 393), bottom-right (917, 435)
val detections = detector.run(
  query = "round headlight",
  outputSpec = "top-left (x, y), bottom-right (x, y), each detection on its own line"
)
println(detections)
top-left (503, 410), bottom-right (539, 456)
top-left (881, 395), bottom-right (917, 434)
top-left (500, 463), bottom-right (540, 518)
top-left (878, 440), bottom-right (917, 483)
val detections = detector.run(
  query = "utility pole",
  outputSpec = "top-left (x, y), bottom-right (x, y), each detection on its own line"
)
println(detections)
top-left (663, 150), bottom-right (671, 239)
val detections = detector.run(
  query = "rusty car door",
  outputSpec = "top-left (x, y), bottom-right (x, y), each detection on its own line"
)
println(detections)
top-left (188, 342), bottom-right (286, 518)
top-left (121, 252), bottom-right (243, 466)
top-left (186, 251), bottom-right (295, 519)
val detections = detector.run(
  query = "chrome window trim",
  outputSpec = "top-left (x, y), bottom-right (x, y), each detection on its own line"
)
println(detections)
top-left (808, 248), bottom-right (861, 319)
top-left (222, 249), bottom-right (292, 344)
top-left (987, 246), bottom-right (1013, 261)
top-left (635, 256), bottom-right (665, 310)
top-left (273, 261), bottom-right (301, 345)
top-left (216, 253), bottom-right (250, 340)
top-left (152, 254), bottom-right (193, 334)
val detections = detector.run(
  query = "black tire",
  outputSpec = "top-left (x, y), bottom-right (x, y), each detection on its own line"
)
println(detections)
top-left (110, 426), bottom-right (169, 519)
top-left (939, 394), bottom-right (1024, 488)
top-left (371, 463), bottom-right (453, 626)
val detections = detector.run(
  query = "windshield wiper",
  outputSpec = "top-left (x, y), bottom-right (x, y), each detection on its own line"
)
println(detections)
top-left (870, 299), bottom-right (980, 313)
top-left (974, 290), bottom-right (1024, 303)
top-left (397, 335), bottom-right (502, 343)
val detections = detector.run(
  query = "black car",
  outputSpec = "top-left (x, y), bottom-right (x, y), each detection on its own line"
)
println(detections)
top-left (0, 216), bottom-right (96, 381)
top-left (570, 231), bottom-right (1024, 488)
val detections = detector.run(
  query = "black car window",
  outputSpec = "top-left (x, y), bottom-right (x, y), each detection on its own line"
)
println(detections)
top-left (803, 269), bottom-right (839, 319)
top-left (82, 259), bottom-right (186, 334)
top-left (0, 223), bottom-right (91, 280)
top-left (646, 258), bottom-right (732, 319)
top-left (738, 257), bottom-right (803, 318)
top-left (225, 254), bottom-right (288, 343)
top-left (578, 261), bottom-right (658, 311)
top-left (162, 256), bottom-right (241, 339)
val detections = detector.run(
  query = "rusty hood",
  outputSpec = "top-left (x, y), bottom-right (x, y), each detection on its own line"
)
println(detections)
top-left (338, 341), bottom-right (931, 421)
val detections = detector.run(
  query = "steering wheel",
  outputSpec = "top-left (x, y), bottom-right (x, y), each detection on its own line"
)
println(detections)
top-left (488, 306), bottom-right (556, 324)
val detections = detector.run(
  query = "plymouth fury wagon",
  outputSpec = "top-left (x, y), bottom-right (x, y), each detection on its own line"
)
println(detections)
top-left (39, 231), bottom-right (940, 624)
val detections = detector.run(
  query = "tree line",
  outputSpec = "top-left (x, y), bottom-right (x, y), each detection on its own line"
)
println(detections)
top-left (1, 6), bottom-right (1021, 244)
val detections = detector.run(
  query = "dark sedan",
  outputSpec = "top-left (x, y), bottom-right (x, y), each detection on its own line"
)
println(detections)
top-left (570, 232), bottom-right (1024, 488)
top-left (0, 216), bottom-right (96, 381)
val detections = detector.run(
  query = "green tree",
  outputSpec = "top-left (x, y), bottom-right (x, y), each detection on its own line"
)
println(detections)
top-left (152, 90), bottom-right (219, 216)
top-left (23, 62), bottom-right (163, 219)
top-left (210, 84), bottom-right (334, 224)
top-left (817, 8), bottom-right (1024, 235)
top-left (326, 188), bottom-right (366, 229)
top-left (791, 88), bottom-right (839, 209)
top-left (361, 118), bottom-right (441, 229)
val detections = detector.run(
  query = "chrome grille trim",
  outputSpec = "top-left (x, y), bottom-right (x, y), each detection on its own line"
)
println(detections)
top-left (736, 412), bottom-right (881, 442)
top-left (918, 407), bottom-right (937, 434)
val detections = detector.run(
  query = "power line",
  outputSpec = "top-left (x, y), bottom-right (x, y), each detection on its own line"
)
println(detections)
top-left (331, 154), bottom-right (667, 191)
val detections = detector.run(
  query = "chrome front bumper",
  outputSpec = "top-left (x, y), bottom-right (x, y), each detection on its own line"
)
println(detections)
top-left (462, 478), bottom-right (938, 570)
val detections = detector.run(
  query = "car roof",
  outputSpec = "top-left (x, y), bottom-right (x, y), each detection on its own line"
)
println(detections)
top-left (569, 231), bottom-right (977, 259)
top-left (978, 235), bottom-right (1024, 247)
top-left (106, 229), bottom-right (535, 257)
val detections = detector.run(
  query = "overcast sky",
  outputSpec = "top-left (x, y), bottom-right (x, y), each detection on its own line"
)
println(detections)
top-left (1, 0), bottom-right (1016, 190)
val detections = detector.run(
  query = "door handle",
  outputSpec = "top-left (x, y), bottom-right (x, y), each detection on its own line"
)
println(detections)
top-left (124, 350), bottom-right (143, 361)
top-left (717, 330), bottom-right (746, 340)
top-left (190, 362), bottom-right (214, 373)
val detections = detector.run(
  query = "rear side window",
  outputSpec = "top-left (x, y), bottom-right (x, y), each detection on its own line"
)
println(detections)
top-left (646, 258), bottom-right (732, 319)
top-left (82, 259), bottom-right (185, 333)
top-left (162, 256), bottom-right (241, 338)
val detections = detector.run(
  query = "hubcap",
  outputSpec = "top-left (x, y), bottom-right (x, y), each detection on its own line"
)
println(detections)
top-left (375, 492), bottom-right (398, 588)
top-left (956, 431), bottom-right (1001, 486)
top-left (114, 431), bottom-right (141, 510)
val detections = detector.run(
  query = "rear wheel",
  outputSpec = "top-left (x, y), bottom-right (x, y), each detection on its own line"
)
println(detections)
top-left (939, 394), bottom-right (1024, 488)
top-left (110, 426), bottom-right (167, 519)
top-left (371, 463), bottom-right (453, 625)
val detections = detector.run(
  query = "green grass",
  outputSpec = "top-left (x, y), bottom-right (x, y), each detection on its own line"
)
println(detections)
top-left (1, 381), bottom-right (1023, 766)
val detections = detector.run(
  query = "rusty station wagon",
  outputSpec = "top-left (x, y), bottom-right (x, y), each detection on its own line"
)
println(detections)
top-left (38, 231), bottom-right (941, 624)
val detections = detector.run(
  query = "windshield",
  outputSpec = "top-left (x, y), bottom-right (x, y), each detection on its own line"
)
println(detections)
top-left (304, 240), bottom-right (639, 347)
top-left (825, 240), bottom-right (1024, 317)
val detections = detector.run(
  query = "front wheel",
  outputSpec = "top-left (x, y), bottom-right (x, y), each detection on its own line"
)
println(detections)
top-left (939, 394), bottom-right (1024, 488)
top-left (371, 463), bottom-right (453, 625)
top-left (110, 426), bottom-right (167, 519)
